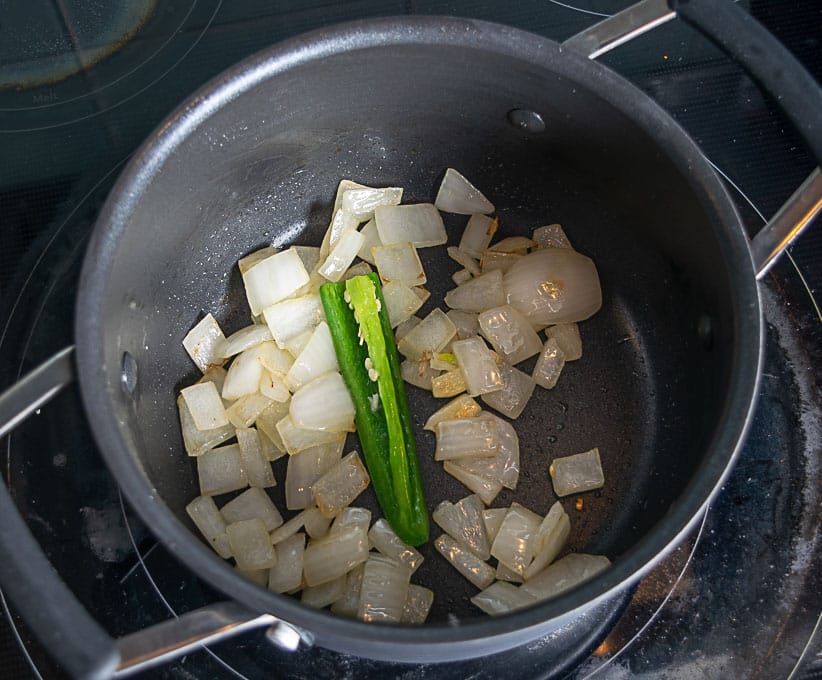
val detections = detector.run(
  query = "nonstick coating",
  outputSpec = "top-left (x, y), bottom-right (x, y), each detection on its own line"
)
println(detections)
top-left (75, 18), bottom-right (760, 661)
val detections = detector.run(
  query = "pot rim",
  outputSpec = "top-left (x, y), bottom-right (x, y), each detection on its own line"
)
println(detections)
top-left (75, 15), bottom-right (762, 657)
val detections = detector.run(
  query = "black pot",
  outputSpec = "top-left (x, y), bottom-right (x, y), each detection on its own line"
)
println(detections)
top-left (0, 2), bottom-right (819, 678)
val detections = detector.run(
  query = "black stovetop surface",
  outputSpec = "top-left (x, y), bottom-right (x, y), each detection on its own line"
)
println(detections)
top-left (0, 2), bottom-right (820, 679)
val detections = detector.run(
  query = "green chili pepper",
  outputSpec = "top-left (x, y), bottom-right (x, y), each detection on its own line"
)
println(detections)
top-left (320, 273), bottom-right (429, 546)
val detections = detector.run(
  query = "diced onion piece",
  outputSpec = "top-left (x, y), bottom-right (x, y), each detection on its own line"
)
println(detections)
top-left (490, 503), bottom-right (543, 576)
top-left (290, 371), bottom-right (355, 432)
top-left (236, 427), bottom-right (276, 488)
top-left (546, 323), bottom-right (582, 361)
top-left (292, 245), bottom-right (322, 274)
top-left (412, 286), bottom-right (431, 303)
top-left (225, 393), bottom-right (273, 429)
top-left (397, 308), bottom-right (457, 361)
top-left (447, 247), bottom-right (481, 276)
top-left (222, 346), bottom-right (265, 401)
top-left (319, 229), bottom-right (365, 282)
top-left (342, 186), bottom-right (403, 221)
top-left (435, 168), bottom-right (494, 215)
top-left (267, 533), bottom-right (305, 593)
top-left (333, 179), bottom-right (369, 212)
top-left (451, 416), bottom-right (519, 490)
top-left (285, 438), bottom-right (345, 510)
top-left (496, 562), bottom-right (523, 583)
top-left (302, 524), bottom-right (369, 586)
top-left (520, 553), bottom-right (611, 601)
top-left (258, 427), bottom-right (284, 462)
top-left (434, 534), bottom-right (495, 590)
top-left (262, 293), bottom-right (324, 350)
top-left (181, 382), bottom-right (229, 430)
top-left (238, 246), bottom-right (279, 274)
top-left (270, 508), bottom-right (311, 545)
top-left (218, 324), bottom-right (273, 359)
top-left (220, 487), bottom-right (283, 532)
top-left (341, 262), bottom-right (373, 280)
top-left (481, 364), bottom-right (535, 420)
top-left (283, 329), bottom-right (314, 358)
top-left (242, 248), bottom-right (310, 316)
top-left (549, 447), bottom-right (605, 497)
top-left (255, 399), bottom-right (290, 456)
top-left (302, 574), bottom-right (347, 608)
top-left (197, 443), bottom-right (247, 496)
top-left (382, 281), bottom-right (425, 328)
top-left (312, 450), bottom-right (371, 518)
top-left (285, 322), bottom-right (339, 392)
top-left (227, 518), bottom-right (276, 571)
top-left (256, 341), bottom-right (294, 377)
top-left (431, 368), bottom-right (466, 398)
top-left (276, 414), bottom-right (346, 455)
top-left (478, 305), bottom-right (543, 366)
top-left (480, 250), bottom-right (523, 274)
top-left (183, 314), bottom-right (226, 372)
top-left (236, 566), bottom-right (269, 587)
top-left (431, 494), bottom-right (490, 559)
top-left (524, 502), bottom-right (570, 580)
top-left (330, 563), bottom-right (365, 617)
top-left (490, 236), bottom-right (535, 254)
top-left (368, 519), bottom-right (424, 573)
top-left (357, 218), bottom-right (381, 265)
top-left (375, 203), bottom-right (447, 248)
top-left (445, 269), bottom-right (506, 312)
top-left (446, 310), bottom-right (480, 340)
top-left (443, 461), bottom-right (503, 505)
top-left (326, 208), bottom-right (360, 251)
top-left (394, 316), bottom-right (422, 343)
top-left (503, 249), bottom-right (602, 325)
top-left (532, 223), bottom-right (572, 250)
top-left (424, 395), bottom-right (482, 433)
top-left (186, 496), bottom-right (231, 558)
top-left (400, 359), bottom-right (438, 391)
top-left (197, 365), bottom-right (228, 396)
top-left (259, 370), bottom-right (290, 403)
top-left (533, 337), bottom-right (566, 389)
top-left (471, 581), bottom-right (537, 615)
top-left (304, 506), bottom-right (333, 538)
top-left (451, 336), bottom-right (504, 396)
top-left (430, 352), bottom-right (457, 371)
top-left (331, 506), bottom-right (372, 535)
top-left (358, 553), bottom-right (412, 623)
top-left (434, 415), bottom-right (499, 461)
top-left (459, 214), bottom-right (498, 258)
top-left (452, 269), bottom-right (472, 286)
top-left (178, 395), bottom-right (234, 456)
top-left (402, 584), bottom-right (434, 624)
top-left (482, 508), bottom-right (508, 545)
top-left (373, 241), bottom-right (426, 287)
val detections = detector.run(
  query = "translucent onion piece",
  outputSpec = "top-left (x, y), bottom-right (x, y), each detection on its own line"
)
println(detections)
top-left (302, 524), bottom-right (369, 586)
top-left (319, 228), bottom-right (365, 282)
top-left (470, 581), bottom-right (537, 616)
top-left (434, 168), bottom-right (494, 215)
top-left (268, 532), bottom-right (305, 593)
top-left (330, 563), bottom-right (365, 617)
top-left (256, 341), bottom-right (294, 377)
top-left (290, 371), bottom-right (356, 432)
top-left (312, 451), bottom-right (371, 518)
top-left (242, 248), bottom-right (310, 316)
top-left (431, 369), bottom-right (466, 399)
top-left (533, 337), bottom-right (566, 389)
top-left (283, 329), bottom-right (314, 358)
top-left (375, 203), bottom-right (447, 248)
top-left (442, 461), bottom-right (503, 506)
top-left (285, 439), bottom-right (345, 510)
top-left (451, 416), bottom-right (519, 490)
top-left (285, 322), bottom-right (339, 392)
top-left (368, 519), bottom-right (424, 573)
top-left (402, 584), bottom-right (434, 624)
top-left (270, 508), bottom-right (312, 545)
top-left (452, 269), bottom-right (472, 286)
top-left (259, 370), bottom-right (289, 403)
top-left (333, 179), bottom-right (369, 213)
top-left (276, 414), bottom-right (346, 456)
top-left (197, 365), bottom-right (228, 397)
top-left (225, 393), bottom-right (273, 429)
top-left (226, 518), bottom-right (276, 571)
top-left (357, 553), bottom-right (412, 623)
top-left (222, 346), bottom-right (265, 401)
top-left (341, 186), bottom-right (403, 221)
top-left (520, 553), bottom-right (611, 601)
top-left (218, 324), bottom-right (273, 359)
top-left (197, 444), bottom-right (247, 496)
top-left (447, 247), bottom-right (481, 276)
top-left (382, 280), bottom-right (425, 328)
top-left (292, 245), bottom-right (322, 274)
top-left (220, 487), bottom-right (283, 532)
top-left (236, 427), bottom-right (276, 489)
top-left (444, 269), bottom-right (506, 313)
top-left (236, 567), bottom-right (269, 587)
top-left (496, 562), bottom-right (524, 583)
top-left (342, 262), bottom-right (373, 280)
top-left (238, 246), bottom-right (279, 274)
top-left (397, 308), bottom-right (457, 361)
top-left (490, 236), bottom-right (535, 254)
top-left (503, 249), bottom-right (602, 325)
top-left (481, 363), bottom-right (535, 420)
top-left (186, 496), bottom-right (231, 558)
top-left (532, 223), bottom-right (572, 250)
top-left (480, 250), bottom-right (523, 274)
top-left (482, 508), bottom-right (508, 545)
top-left (394, 315), bottom-right (421, 343)
top-left (549, 447), bottom-right (605, 497)
top-left (490, 503), bottom-right (543, 575)
top-left (434, 534), bottom-right (495, 590)
top-left (304, 506), bottom-right (333, 539)
top-left (357, 218), bottom-right (381, 265)
top-left (423, 394), bottom-right (482, 431)
top-left (524, 502), bottom-right (570, 580)
top-left (412, 285), bottom-right (431, 303)
top-left (183, 313), bottom-right (226, 372)
top-left (331, 506), bottom-right (372, 535)
top-left (434, 416), bottom-right (499, 461)
top-left (478, 305), bottom-right (543, 366)
top-left (446, 310), bottom-right (480, 340)
top-left (302, 574), bottom-right (347, 608)
top-left (431, 495), bottom-right (490, 559)
top-left (258, 427), bottom-right (285, 462)
top-left (326, 208), bottom-right (360, 252)
top-left (262, 293), bottom-right (324, 350)
top-left (459, 214), bottom-right (498, 258)
top-left (451, 336), bottom-right (504, 396)
top-left (373, 241), bottom-right (427, 287)
top-left (400, 358), bottom-right (438, 391)
top-left (430, 352), bottom-right (457, 372)
top-left (181, 382), bottom-right (229, 430)
top-left (255, 399), bottom-right (290, 455)
top-left (178, 395), bottom-right (234, 456)
top-left (546, 323), bottom-right (582, 361)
